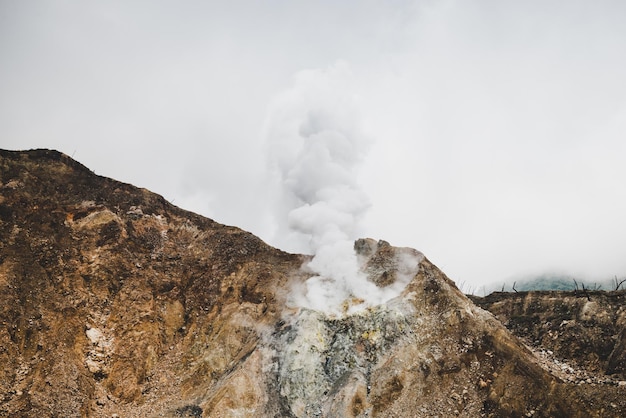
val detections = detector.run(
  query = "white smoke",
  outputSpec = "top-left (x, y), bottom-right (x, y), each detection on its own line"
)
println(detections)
top-left (266, 62), bottom-right (370, 249)
top-left (266, 63), bottom-right (409, 316)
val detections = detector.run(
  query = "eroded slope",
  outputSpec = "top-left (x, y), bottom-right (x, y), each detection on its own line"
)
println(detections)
top-left (1, 149), bottom-right (624, 417)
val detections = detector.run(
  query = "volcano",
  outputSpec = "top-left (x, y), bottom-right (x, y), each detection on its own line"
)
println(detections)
top-left (1, 149), bottom-right (624, 417)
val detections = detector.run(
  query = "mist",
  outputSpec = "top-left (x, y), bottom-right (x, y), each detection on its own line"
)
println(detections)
top-left (2, 1), bottom-right (626, 291)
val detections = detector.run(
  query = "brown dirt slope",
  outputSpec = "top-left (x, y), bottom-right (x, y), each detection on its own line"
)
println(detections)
top-left (472, 290), bottom-right (626, 416)
top-left (0, 149), bottom-right (301, 416)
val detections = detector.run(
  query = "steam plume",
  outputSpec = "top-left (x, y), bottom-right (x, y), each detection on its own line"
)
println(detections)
top-left (266, 63), bottom-right (410, 315)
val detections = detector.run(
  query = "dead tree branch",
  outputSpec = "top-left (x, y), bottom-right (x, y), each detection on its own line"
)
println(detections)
top-left (581, 282), bottom-right (591, 301)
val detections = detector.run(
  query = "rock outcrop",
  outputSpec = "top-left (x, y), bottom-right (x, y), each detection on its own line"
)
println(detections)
top-left (1, 149), bottom-right (624, 417)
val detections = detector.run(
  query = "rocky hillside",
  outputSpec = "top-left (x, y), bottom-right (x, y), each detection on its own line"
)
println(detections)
top-left (471, 291), bottom-right (626, 382)
top-left (1, 149), bottom-right (625, 417)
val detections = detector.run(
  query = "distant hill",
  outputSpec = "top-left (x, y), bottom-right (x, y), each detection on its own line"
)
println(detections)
top-left (504, 275), bottom-right (620, 292)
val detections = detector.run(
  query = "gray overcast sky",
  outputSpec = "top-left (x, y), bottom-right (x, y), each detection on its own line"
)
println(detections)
top-left (2, 0), bottom-right (626, 290)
